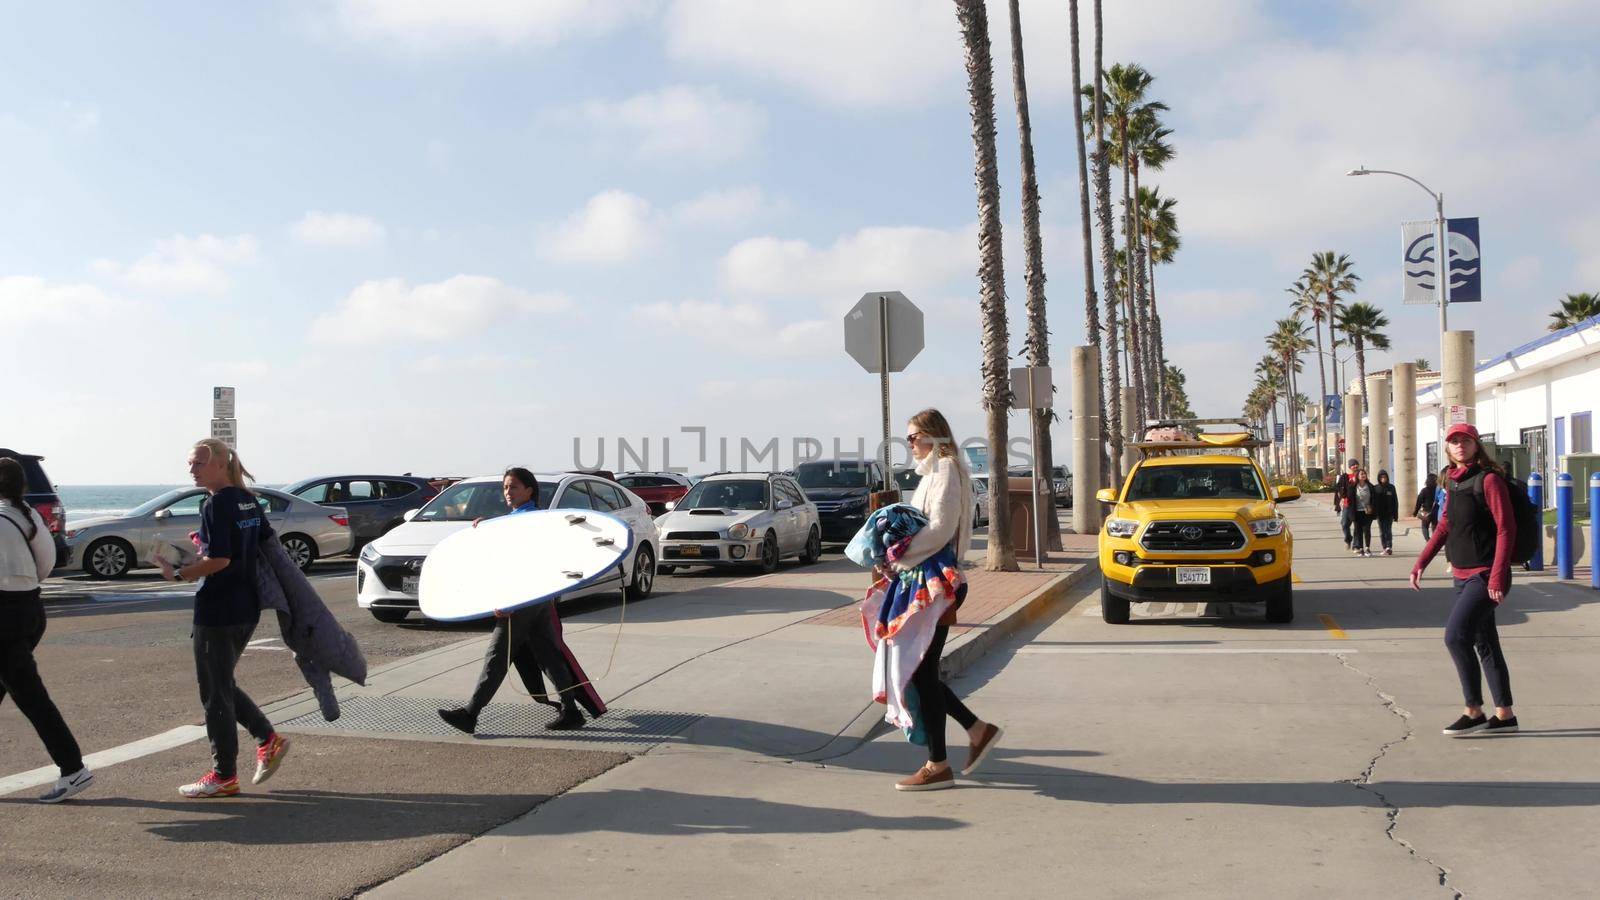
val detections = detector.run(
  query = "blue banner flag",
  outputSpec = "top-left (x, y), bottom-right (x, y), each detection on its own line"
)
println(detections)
top-left (1325, 395), bottom-right (1342, 426)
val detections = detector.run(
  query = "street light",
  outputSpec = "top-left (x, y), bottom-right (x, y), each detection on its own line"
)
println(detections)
top-left (1345, 164), bottom-right (1452, 463)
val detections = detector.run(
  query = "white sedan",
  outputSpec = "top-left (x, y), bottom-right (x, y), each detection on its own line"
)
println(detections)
top-left (356, 472), bottom-right (660, 624)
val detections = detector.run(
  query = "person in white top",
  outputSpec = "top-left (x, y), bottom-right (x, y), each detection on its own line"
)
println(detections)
top-left (886, 409), bottom-right (1004, 792)
top-left (0, 457), bottom-right (93, 803)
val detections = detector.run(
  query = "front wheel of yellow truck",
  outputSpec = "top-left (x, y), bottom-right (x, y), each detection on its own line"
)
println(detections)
top-left (1101, 575), bottom-right (1131, 624)
top-left (1265, 578), bottom-right (1294, 624)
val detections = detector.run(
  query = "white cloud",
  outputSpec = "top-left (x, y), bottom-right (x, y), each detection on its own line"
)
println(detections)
top-left (538, 189), bottom-right (662, 263)
top-left (662, 0), bottom-right (955, 109)
top-left (328, 0), bottom-right (658, 51)
top-left (91, 233), bottom-right (260, 294)
top-left (636, 299), bottom-right (830, 356)
top-left (672, 185), bottom-right (784, 227)
top-left (311, 275), bottom-right (572, 342)
top-left (290, 211), bottom-right (387, 248)
top-left (572, 85), bottom-right (765, 165)
top-left (413, 354), bottom-right (537, 374)
top-left (0, 277), bottom-right (128, 325)
top-left (718, 225), bottom-right (977, 306)
top-left (1566, 215), bottom-right (1600, 285)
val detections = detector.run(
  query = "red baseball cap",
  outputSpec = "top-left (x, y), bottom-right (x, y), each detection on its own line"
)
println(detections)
top-left (1445, 422), bottom-right (1480, 442)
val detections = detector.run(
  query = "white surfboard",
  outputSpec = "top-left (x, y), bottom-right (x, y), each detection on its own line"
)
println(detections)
top-left (418, 509), bottom-right (634, 622)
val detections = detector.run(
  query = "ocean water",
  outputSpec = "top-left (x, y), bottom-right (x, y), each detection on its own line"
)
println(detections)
top-left (57, 486), bottom-right (184, 525)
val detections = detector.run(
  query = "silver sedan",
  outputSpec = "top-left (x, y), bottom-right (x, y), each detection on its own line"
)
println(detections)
top-left (64, 488), bottom-right (352, 578)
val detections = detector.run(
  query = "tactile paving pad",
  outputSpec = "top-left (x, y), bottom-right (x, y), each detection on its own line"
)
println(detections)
top-left (280, 695), bottom-right (699, 755)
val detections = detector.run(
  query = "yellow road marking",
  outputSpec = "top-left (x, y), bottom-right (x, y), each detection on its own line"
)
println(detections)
top-left (1318, 614), bottom-right (1348, 640)
top-left (1292, 571), bottom-right (1304, 584)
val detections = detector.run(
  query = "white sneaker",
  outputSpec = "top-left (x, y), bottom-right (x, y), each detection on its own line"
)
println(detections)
top-left (39, 767), bottom-right (94, 804)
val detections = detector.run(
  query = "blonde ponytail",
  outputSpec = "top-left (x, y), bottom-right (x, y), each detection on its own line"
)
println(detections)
top-left (193, 438), bottom-right (255, 493)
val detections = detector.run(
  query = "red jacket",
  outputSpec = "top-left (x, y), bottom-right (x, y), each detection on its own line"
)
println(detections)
top-left (1412, 465), bottom-right (1515, 597)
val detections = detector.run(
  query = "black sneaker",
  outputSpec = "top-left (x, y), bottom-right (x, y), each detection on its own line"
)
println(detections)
top-left (1481, 715), bottom-right (1519, 736)
top-left (438, 707), bottom-right (478, 735)
top-left (545, 708), bottom-right (585, 731)
top-left (1442, 713), bottom-right (1488, 736)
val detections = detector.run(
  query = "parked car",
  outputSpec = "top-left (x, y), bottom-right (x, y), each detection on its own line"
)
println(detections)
top-left (794, 459), bottom-right (886, 544)
top-left (616, 472), bottom-right (692, 515)
top-left (655, 472), bottom-right (821, 573)
top-left (1008, 465), bottom-right (1074, 507)
top-left (281, 475), bottom-right (439, 548)
top-left (0, 448), bottom-right (68, 567)
top-left (356, 471), bottom-right (660, 624)
top-left (64, 488), bottom-right (351, 577)
top-left (897, 466), bottom-right (988, 527)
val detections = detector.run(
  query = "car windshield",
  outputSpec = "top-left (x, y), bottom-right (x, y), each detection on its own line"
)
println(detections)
top-left (414, 481), bottom-right (557, 522)
top-left (794, 463), bottom-right (870, 489)
top-left (128, 489), bottom-right (189, 517)
top-left (677, 480), bottom-right (768, 511)
top-left (1126, 464), bottom-right (1265, 501)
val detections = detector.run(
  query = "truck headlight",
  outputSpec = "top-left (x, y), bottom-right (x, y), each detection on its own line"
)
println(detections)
top-left (1250, 517), bottom-right (1286, 537)
top-left (728, 523), bottom-right (752, 540)
top-left (1105, 518), bottom-right (1138, 538)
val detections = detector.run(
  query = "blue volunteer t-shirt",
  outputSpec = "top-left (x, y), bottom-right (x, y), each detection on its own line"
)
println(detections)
top-left (195, 486), bottom-right (265, 627)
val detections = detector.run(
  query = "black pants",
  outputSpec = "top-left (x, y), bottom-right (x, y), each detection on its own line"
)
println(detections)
top-left (194, 622), bottom-right (274, 780)
top-left (1420, 514), bottom-right (1434, 540)
top-left (1350, 512), bottom-right (1373, 550)
top-left (469, 604), bottom-right (602, 717)
top-left (1377, 517), bottom-right (1394, 551)
top-left (0, 590), bottom-right (84, 775)
top-left (910, 586), bottom-right (978, 765)
top-left (1444, 574), bottom-right (1513, 709)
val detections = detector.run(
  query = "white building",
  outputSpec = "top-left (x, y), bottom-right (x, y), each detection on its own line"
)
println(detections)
top-left (1388, 315), bottom-right (1600, 503)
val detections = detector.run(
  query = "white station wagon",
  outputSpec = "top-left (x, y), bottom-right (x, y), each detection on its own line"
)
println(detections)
top-left (655, 472), bottom-right (822, 573)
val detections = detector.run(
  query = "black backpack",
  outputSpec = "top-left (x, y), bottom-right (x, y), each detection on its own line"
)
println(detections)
top-left (1471, 472), bottom-right (1541, 565)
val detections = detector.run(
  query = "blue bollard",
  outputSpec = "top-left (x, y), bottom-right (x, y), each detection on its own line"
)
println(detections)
top-left (1556, 472), bottom-right (1574, 580)
top-left (1591, 474), bottom-right (1600, 590)
top-left (1527, 473), bottom-right (1544, 571)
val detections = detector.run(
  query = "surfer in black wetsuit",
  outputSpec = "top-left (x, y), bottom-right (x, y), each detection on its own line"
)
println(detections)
top-left (437, 467), bottom-right (607, 734)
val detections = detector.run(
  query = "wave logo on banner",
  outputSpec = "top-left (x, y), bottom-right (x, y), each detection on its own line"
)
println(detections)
top-left (1402, 218), bottom-right (1482, 304)
top-left (1324, 394), bottom-right (1342, 427)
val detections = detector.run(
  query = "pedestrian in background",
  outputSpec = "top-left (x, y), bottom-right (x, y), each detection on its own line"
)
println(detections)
top-left (1414, 473), bottom-right (1440, 540)
top-left (1410, 423), bottom-right (1519, 737)
top-left (1334, 459), bottom-right (1361, 549)
top-left (1350, 469), bottom-right (1376, 556)
top-left (0, 457), bottom-right (93, 803)
top-left (1374, 470), bottom-right (1400, 556)
top-left (160, 439), bottom-right (289, 797)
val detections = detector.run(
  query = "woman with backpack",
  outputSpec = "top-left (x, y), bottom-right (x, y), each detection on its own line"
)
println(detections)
top-left (1413, 473), bottom-right (1440, 540)
top-left (1373, 470), bottom-right (1400, 556)
top-left (1349, 469), bottom-right (1376, 557)
top-left (0, 456), bottom-right (94, 803)
top-left (1410, 423), bottom-right (1519, 737)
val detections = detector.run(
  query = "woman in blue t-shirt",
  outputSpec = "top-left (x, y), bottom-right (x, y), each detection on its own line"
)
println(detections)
top-left (437, 467), bottom-right (606, 734)
top-left (158, 439), bottom-right (289, 797)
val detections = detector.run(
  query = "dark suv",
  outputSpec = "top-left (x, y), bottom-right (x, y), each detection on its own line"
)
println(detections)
top-left (0, 448), bottom-right (68, 566)
top-left (794, 458), bottom-right (887, 544)
top-left (281, 475), bottom-right (439, 549)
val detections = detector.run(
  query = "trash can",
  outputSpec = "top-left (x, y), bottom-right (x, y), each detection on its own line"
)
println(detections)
top-left (1007, 476), bottom-right (1037, 554)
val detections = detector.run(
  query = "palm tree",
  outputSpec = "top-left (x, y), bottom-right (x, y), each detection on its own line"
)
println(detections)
top-left (1124, 109), bottom-right (1173, 423)
top-left (1244, 381), bottom-right (1276, 471)
top-left (1267, 318), bottom-right (1310, 476)
top-left (1286, 278), bottom-right (1326, 469)
top-left (1139, 186), bottom-right (1178, 415)
top-left (1253, 359), bottom-right (1285, 474)
top-left (1337, 301), bottom-right (1391, 459)
top-left (953, 0), bottom-right (1016, 571)
top-left (1088, 16), bottom-right (1122, 484)
top-left (1549, 292), bottom-right (1600, 331)
top-left (1414, 357), bottom-right (1432, 372)
top-left (1067, 0), bottom-right (1099, 398)
top-left (1300, 252), bottom-right (1360, 466)
top-left (1163, 363), bottom-right (1195, 418)
top-left (1002, 0), bottom-right (1060, 549)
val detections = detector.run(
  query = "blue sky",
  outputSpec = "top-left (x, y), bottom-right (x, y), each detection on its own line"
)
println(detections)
top-left (6, 1), bottom-right (1598, 484)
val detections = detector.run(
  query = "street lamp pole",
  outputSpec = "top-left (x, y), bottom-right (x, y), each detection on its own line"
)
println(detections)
top-left (1345, 165), bottom-right (1450, 459)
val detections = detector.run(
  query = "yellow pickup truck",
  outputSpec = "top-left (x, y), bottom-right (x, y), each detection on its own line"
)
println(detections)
top-left (1097, 423), bottom-right (1300, 624)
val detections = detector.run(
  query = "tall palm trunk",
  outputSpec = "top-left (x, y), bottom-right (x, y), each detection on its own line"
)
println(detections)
top-left (1004, 0), bottom-right (1060, 550)
top-left (1092, 0), bottom-right (1121, 485)
top-left (954, 0), bottom-right (1017, 571)
top-left (1311, 315), bottom-right (1328, 472)
top-left (1069, 0), bottom-right (1101, 445)
top-left (1145, 228), bottom-right (1167, 417)
top-left (1121, 129), bottom-right (1147, 432)
top-left (1130, 160), bottom-right (1154, 423)
top-left (1355, 339), bottom-right (1370, 462)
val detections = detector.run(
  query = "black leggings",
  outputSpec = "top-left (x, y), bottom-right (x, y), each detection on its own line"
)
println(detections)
top-left (1351, 512), bottom-right (1373, 550)
top-left (910, 588), bottom-right (978, 764)
top-left (0, 591), bottom-right (84, 776)
top-left (1444, 573), bottom-right (1513, 709)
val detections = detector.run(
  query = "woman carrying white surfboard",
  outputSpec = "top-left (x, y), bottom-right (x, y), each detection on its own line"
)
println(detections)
top-left (438, 467), bottom-right (607, 734)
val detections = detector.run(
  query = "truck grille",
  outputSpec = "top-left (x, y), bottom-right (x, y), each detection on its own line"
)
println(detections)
top-left (1140, 521), bottom-right (1246, 552)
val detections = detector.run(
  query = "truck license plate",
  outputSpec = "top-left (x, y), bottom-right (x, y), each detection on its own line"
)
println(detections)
top-left (1175, 567), bottom-right (1211, 586)
top-left (402, 575), bottom-right (419, 595)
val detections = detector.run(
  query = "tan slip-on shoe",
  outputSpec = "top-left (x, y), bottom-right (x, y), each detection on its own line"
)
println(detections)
top-left (895, 764), bottom-right (955, 792)
top-left (961, 723), bottom-right (1004, 776)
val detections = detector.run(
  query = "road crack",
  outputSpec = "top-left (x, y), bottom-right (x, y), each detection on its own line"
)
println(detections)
top-left (1335, 652), bottom-right (1464, 898)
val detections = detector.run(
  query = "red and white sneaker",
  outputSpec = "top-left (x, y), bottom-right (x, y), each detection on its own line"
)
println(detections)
top-left (180, 771), bottom-right (240, 798)
top-left (253, 733), bottom-right (290, 785)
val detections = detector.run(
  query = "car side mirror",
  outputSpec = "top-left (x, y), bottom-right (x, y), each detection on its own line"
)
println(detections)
top-left (153, 509), bottom-right (172, 520)
top-left (1095, 488), bottom-right (1118, 504)
top-left (777, 499), bottom-right (794, 510)
top-left (1274, 486), bottom-right (1302, 502)
top-left (402, 509), bottom-right (419, 522)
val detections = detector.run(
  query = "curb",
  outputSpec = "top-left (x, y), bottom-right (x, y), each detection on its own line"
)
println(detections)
top-left (939, 562), bottom-right (1098, 681)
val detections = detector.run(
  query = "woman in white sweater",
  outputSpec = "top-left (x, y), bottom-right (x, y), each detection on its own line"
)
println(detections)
top-left (888, 409), bottom-right (1003, 792)
top-left (0, 457), bottom-right (93, 803)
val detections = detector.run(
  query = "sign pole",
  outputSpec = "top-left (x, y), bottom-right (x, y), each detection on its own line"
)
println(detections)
top-left (1436, 193), bottom-right (1449, 455)
top-left (878, 294), bottom-right (893, 494)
